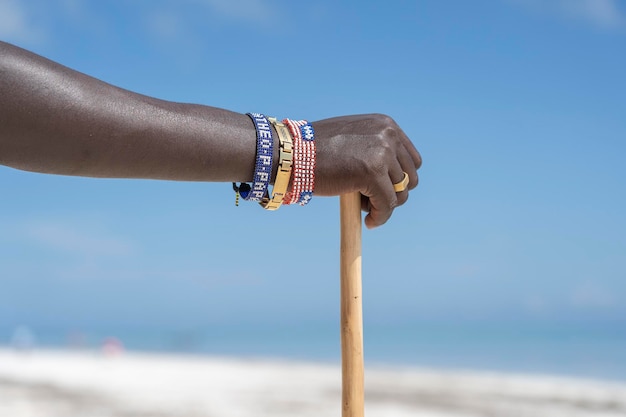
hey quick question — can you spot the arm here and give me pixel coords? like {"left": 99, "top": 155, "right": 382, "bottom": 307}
{"left": 0, "top": 41, "right": 421, "bottom": 227}
{"left": 0, "top": 41, "right": 257, "bottom": 182}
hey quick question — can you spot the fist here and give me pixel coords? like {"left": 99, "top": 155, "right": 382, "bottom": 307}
{"left": 312, "top": 114, "right": 422, "bottom": 228}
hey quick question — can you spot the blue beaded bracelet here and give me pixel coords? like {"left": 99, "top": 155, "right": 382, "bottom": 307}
{"left": 234, "top": 113, "right": 274, "bottom": 203}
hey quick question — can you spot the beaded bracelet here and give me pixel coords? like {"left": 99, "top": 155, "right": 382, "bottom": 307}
{"left": 284, "top": 119, "right": 316, "bottom": 206}
{"left": 233, "top": 113, "right": 274, "bottom": 204}
{"left": 260, "top": 118, "right": 294, "bottom": 210}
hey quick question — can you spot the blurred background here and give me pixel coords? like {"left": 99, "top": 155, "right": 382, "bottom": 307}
{"left": 1, "top": 0, "right": 625, "bottom": 381}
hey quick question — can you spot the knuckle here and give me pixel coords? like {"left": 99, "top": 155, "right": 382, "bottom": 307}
{"left": 375, "top": 114, "right": 400, "bottom": 141}
{"left": 415, "top": 150, "right": 423, "bottom": 169}
{"left": 376, "top": 139, "right": 396, "bottom": 162}
{"left": 372, "top": 113, "right": 396, "bottom": 128}
{"left": 378, "top": 140, "right": 395, "bottom": 160}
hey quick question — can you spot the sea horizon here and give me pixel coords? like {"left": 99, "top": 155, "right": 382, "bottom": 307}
{"left": 3, "top": 319, "right": 626, "bottom": 383}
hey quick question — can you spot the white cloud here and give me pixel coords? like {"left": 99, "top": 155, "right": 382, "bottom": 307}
{"left": 146, "top": 11, "right": 185, "bottom": 41}
{"left": 569, "top": 281, "right": 616, "bottom": 309}
{"left": 143, "top": 0, "right": 274, "bottom": 52}
{"left": 58, "top": 0, "right": 107, "bottom": 35}
{"left": 558, "top": 0, "right": 625, "bottom": 28}
{"left": 0, "top": 0, "right": 44, "bottom": 43}
{"left": 511, "top": 0, "right": 626, "bottom": 30}
{"left": 147, "top": 0, "right": 274, "bottom": 37}
{"left": 60, "top": 0, "right": 86, "bottom": 21}
{"left": 524, "top": 294, "right": 551, "bottom": 315}
{"left": 199, "top": 0, "right": 272, "bottom": 24}
{"left": 25, "top": 222, "right": 135, "bottom": 258}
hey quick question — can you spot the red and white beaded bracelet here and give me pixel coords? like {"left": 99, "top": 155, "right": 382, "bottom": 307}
{"left": 284, "top": 119, "right": 316, "bottom": 205}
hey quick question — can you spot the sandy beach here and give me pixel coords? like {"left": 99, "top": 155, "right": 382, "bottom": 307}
{"left": 1, "top": 348, "right": 626, "bottom": 417}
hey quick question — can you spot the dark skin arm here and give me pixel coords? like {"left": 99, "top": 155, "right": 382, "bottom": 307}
{"left": 0, "top": 41, "right": 421, "bottom": 228}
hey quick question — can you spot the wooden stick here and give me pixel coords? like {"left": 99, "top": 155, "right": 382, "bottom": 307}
{"left": 340, "top": 192, "right": 364, "bottom": 417}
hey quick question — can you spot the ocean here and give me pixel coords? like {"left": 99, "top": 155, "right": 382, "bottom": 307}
{"left": 3, "top": 320, "right": 626, "bottom": 382}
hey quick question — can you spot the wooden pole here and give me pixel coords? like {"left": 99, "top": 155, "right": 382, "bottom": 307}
{"left": 340, "top": 192, "right": 364, "bottom": 417}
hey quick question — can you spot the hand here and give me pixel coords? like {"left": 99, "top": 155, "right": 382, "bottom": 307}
{"left": 312, "top": 114, "right": 422, "bottom": 229}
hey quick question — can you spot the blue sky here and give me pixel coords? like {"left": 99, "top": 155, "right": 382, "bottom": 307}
{"left": 1, "top": 0, "right": 625, "bottom": 335}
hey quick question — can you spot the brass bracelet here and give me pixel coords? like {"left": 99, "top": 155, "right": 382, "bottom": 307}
{"left": 261, "top": 118, "right": 294, "bottom": 210}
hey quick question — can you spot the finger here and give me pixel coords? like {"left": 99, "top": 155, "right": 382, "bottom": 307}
{"left": 390, "top": 169, "right": 409, "bottom": 207}
{"left": 364, "top": 191, "right": 395, "bottom": 229}
{"left": 396, "top": 146, "right": 419, "bottom": 191}
{"left": 363, "top": 168, "right": 401, "bottom": 229}
{"left": 395, "top": 126, "right": 422, "bottom": 169}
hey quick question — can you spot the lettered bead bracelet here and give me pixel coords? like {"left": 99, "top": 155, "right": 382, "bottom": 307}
{"left": 284, "top": 119, "right": 316, "bottom": 206}
{"left": 233, "top": 113, "right": 274, "bottom": 203}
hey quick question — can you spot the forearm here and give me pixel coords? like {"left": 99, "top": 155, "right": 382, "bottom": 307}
{"left": 0, "top": 42, "right": 422, "bottom": 227}
{"left": 0, "top": 41, "right": 258, "bottom": 182}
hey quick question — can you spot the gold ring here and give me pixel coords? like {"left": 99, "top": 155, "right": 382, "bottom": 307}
{"left": 393, "top": 172, "right": 409, "bottom": 192}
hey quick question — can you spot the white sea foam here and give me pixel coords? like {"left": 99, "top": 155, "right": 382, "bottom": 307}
{"left": 1, "top": 348, "right": 626, "bottom": 417}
